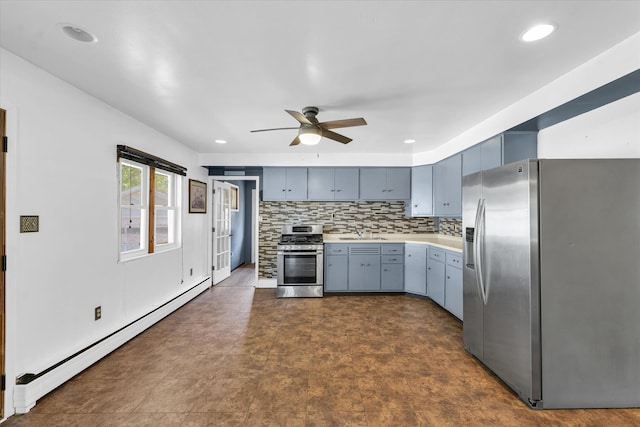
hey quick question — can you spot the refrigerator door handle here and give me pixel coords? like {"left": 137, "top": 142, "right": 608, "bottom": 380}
{"left": 478, "top": 199, "right": 488, "bottom": 303}
{"left": 475, "top": 198, "right": 487, "bottom": 304}
{"left": 473, "top": 198, "right": 486, "bottom": 304}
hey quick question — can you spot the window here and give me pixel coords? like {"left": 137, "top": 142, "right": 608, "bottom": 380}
{"left": 120, "top": 161, "right": 147, "bottom": 258}
{"left": 119, "top": 160, "right": 181, "bottom": 261}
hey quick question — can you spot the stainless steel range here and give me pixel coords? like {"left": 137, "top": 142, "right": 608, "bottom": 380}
{"left": 276, "top": 224, "right": 324, "bottom": 298}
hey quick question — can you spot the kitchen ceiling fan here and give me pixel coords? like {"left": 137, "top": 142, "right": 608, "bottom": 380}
{"left": 250, "top": 106, "right": 367, "bottom": 146}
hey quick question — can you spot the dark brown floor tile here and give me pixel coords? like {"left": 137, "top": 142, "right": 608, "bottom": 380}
{"left": 180, "top": 412, "right": 247, "bottom": 427}
{"left": 305, "top": 410, "right": 368, "bottom": 427}
{"left": 190, "top": 377, "right": 258, "bottom": 413}
{"left": 243, "top": 411, "right": 306, "bottom": 426}
{"left": 249, "top": 375, "right": 309, "bottom": 413}
{"left": 307, "top": 375, "right": 365, "bottom": 413}
{"left": 133, "top": 378, "right": 210, "bottom": 413}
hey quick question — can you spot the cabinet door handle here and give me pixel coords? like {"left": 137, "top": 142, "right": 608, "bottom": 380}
{"left": 428, "top": 267, "right": 431, "bottom": 270}
{"left": 331, "top": 189, "right": 335, "bottom": 192}
{"left": 336, "top": 189, "right": 342, "bottom": 192}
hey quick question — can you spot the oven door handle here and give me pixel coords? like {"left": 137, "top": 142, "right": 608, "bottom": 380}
{"left": 277, "top": 251, "right": 323, "bottom": 256}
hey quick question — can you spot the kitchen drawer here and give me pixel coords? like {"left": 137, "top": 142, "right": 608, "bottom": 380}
{"left": 429, "top": 247, "right": 446, "bottom": 262}
{"left": 325, "top": 244, "right": 348, "bottom": 255}
{"left": 382, "top": 255, "right": 403, "bottom": 264}
{"left": 382, "top": 244, "right": 404, "bottom": 255}
{"left": 446, "top": 252, "right": 462, "bottom": 268}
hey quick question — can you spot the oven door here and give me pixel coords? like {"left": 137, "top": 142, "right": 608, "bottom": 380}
{"left": 277, "top": 250, "right": 323, "bottom": 286}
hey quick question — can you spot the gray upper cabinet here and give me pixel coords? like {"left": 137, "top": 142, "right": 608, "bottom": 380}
{"left": 262, "top": 167, "right": 308, "bottom": 200}
{"left": 409, "top": 165, "right": 433, "bottom": 216}
{"left": 463, "top": 132, "right": 537, "bottom": 176}
{"left": 360, "top": 168, "right": 410, "bottom": 200}
{"left": 308, "top": 168, "right": 359, "bottom": 200}
{"left": 433, "top": 154, "right": 462, "bottom": 216}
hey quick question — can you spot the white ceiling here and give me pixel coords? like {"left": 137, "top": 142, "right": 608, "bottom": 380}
{"left": 1, "top": 1, "right": 639, "bottom": 158}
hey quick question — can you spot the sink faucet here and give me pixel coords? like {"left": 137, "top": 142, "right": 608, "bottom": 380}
{"left": 355, "top": 227, "right": 363, "bottom": 239}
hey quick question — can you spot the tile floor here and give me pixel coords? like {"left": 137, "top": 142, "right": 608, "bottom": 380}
{"left": 4, "top": 282, "right": 640, "bottom": 426}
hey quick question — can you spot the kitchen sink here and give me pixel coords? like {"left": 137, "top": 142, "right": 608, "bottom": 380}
{"left": 339, "top": 237, "right": 387, "bottom": 240}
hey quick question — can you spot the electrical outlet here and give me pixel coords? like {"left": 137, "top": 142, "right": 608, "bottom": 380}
{"left": 190, "top": 268, "right": 193, "bottom": 276}
{"left": 94, "top": 306, "right": 101, "bottom": 321}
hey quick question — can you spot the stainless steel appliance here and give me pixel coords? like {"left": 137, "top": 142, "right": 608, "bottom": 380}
{"left": 463, "top": 159, "right": 640, "bottom": 409}
{"left": 277, "top": 224, "right": 324, "bottom": 298}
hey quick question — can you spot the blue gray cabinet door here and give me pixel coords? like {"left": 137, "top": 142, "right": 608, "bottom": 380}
{"left": 262, "top": 167, "right": 308, "bottom": 200}
{"left": 434, "top": 154, "right": 461, "bottom": 216}
{"left": 410, "top": 165, "right": 433, "bottom": 216}
{"left": 285, "top": 168, "right": 308, "bottom": 200}
{"left": 307, "top": 168, "right": 335, "bottom": 200}
{"left": 262, "top": 167, "right": 287, "bottom": 200}
{"left": 325, "top": 255, "right": 349, "bottom": 291}
{"left": 481, "top": 135, "right": 502, "bottom": 171}
{"left": 348, "top": 254, "right": 381, "bottom": 291}
{"left": 381, "top": 263, "right": 404, "bottom": 291}
{"left": 445, "top": 264, "right": 463, "bottom": 320}
{"left": 404, "top": 243, "right": 427, "bottom": 295}
{"left": 334, "top": 168, "right": 359, "bottom": 200}
{"left": 462, "top": 144, "right": 482, "bottom": 176}
{"left": 359, "top": 168, "right": 387, "bottom": 199}
{"left": 385, "top": 168, "right": 411, "bottom": 199}
{"left": 427, "top": 255, "right": 445, "bottom": 306}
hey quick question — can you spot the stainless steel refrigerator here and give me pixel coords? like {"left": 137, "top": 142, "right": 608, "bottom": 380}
{"left": 462, "top": 159, "right": 640, "bottom": 409}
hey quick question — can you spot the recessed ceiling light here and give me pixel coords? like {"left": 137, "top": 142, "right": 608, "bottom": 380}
{"left": 60, "top": 24, "right": 98, "bottom": 43}
{"left": 215, "top": 139, "right": 227, "bottom": 144}
{"left": 521, "top": 24, "right": 556, "bottom": 42}
{"left": 404, "top": 139, "right": 416, "bottom": 144}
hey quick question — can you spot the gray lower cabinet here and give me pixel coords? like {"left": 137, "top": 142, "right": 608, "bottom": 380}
{"left": 404, "top": 243, "right": 427, "bottom": 295}
{"left": 324, "top": 244, "right": 349, "bottom": 292}
{"left": 381, "top": 244, "right": 404, "bottom": 291}
{"left": 348, "top": 252, "right": 381, "bottom": 291}
{"left": 445, "top": 253, "right": 463, "bottom": 320}
{"left": 427, "top": 246, "right": 463, "bottom": 320}
{"left": 427, "top": 247, "right": 446, "bottom": 306}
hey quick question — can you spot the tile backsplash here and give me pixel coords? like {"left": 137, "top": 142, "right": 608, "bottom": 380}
{"left": 438, "top": 217, "right": 463, "bottom": 237}
{"left": 259, "top": 201, "right": 439, "bottom": 278}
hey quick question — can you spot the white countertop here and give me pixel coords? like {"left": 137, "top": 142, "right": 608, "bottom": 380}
{"left": 323, "top": 233, "right": 463, "bottom": 253}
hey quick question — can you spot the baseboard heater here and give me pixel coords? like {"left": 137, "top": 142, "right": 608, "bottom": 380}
{"left": 13, "top": 277, "right": 211, "bottom": 414}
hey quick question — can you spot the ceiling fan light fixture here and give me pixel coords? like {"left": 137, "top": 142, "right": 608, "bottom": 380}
{"left": 404, "top": 139, "right": 416, "bottom": 144}
{"left": 299, "top": 127, "right": 322, "bottom": 145}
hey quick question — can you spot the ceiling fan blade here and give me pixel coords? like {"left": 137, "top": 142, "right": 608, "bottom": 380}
{"left": 290, "top": 135, "right": 301, "bottom": 146}
{"left": 285, "top": 110, "right": 312, "bottom": 125}
{"left": 322, "top": 129, "right": 352, "bottom": 144}
{"left": 251, "top": 127, "right": 299, "bottom": 133}
{"left": 318, "top": 117, "right": 367, "bottom": 129}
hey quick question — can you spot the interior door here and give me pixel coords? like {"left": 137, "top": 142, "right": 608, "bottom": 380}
{"left": 212, "top": 180, "right": 232, "bottom": 284}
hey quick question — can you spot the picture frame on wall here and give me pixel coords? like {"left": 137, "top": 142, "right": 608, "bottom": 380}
{"left": 188, "top": 179, "right": 207, "bottom": 213}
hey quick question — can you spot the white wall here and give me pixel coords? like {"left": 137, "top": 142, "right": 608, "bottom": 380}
{"left": 0, "top": 48, "right": 209, "bottom": 417}
{"left": 538, "top": 92, "right": 640, "bottom": 158}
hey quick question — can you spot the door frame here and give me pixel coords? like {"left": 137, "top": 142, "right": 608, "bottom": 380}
{"left": 208, "top": 175, "right": 260, "bottom": 286}
{"left": 0, "top": 108, "right": 7, "bottom": 419}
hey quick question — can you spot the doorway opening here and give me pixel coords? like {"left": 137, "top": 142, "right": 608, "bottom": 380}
{"left": 209, "top": 175, "right": 259, "bottom": 288}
